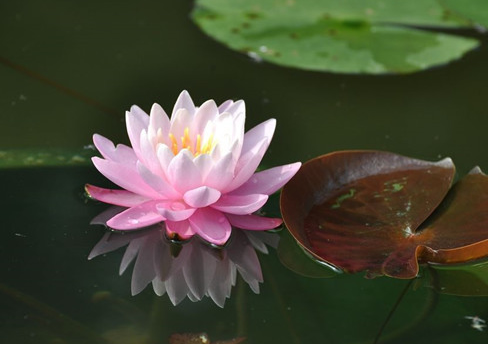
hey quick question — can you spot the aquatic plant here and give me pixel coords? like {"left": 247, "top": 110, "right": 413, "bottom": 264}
{"left": 86, "top": 91, "right": 300, "bottom": 245}
{"left": 281, "top": 150, "right": 488, "bottom": 279}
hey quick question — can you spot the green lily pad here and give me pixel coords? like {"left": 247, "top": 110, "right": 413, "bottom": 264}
{"left": 192, "top": 0, "right": 481, "bottom": 74}
{"left": 0, "top": 148, "right": 93, "bottom": 168}
{"left": 441, "top": 0, "right": 488, "bottom": 28}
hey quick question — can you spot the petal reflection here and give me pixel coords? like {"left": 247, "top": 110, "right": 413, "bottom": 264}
{"left": 89, "top": 208, "right": 279, "bottom": 308}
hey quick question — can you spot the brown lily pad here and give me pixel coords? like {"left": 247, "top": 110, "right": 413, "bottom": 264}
{"left": 280, "top": 150, "right": 488, "bottom": 279}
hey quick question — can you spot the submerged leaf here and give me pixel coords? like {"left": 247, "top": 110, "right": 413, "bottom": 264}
{"left": 280, "top": 150, "right": 488, "bottom": 279}
{"left": 0, "top": 148, "right": 93, "bottom": 168}
{"left": 192, "top": 0, "right": 480, "bottom": 74}
{"left": 426, "top": 259, "right": 488, "bottom": 296}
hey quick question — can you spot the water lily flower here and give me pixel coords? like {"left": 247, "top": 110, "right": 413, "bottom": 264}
{"left": 86, "top": 91, "right": 300, "bottom": 245}
{"left": 89, "top": 207, "right": 279, "bottom": 307}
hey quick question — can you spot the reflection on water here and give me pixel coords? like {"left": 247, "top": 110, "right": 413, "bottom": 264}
{"left": 89, "top": 207, "right": 279, "bottom": 308}
{"left": 2, "top": 0, "right": 488, "bottom": 340}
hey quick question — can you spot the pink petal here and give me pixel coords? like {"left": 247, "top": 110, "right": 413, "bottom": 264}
{"left": 218, "top": 99, "right": 234, "bottom": 112}
{"left": 148, "top": 103, "right": 170, "bottom": 138}
{"left": 229, "top": 112, "right": 245, "bottom": 157}
{"left": 129, "top": 104, "right": 150, "bottom": 126}
{"left": 156, "top": 144, "right": 175, "bottom": 178}
{"left": 137, "top": 161, "right": 180, "bottom": 199}
{"left": 166, "top": 220, "right": 196, "bottom": 240}
{"left": 212, "top": 112, "right": 238, "bottom": 142}
{"left": 107, "top": 201, "right": 165, "bottom": 230}
{"left": 226, "top": 214, "right": 283, "bottom": 230}
{"left": 172, "top": 90, "right": 196, "bottom": 117}
{"left": 90, "top": 206, "right": 126, "bottom": 225}
{"left": 193, "top": 99, "right": 219, "bottom": 134}
{"left": 170, "top": 108, "right": 193, "bottom": 139}
{"left": 156, "top": 202, "right": 196, "bottom": 221}
{"left": 85, "top": 184, "right": 150, "bottom": 207}
{"left": 92, "top": 157, "right": 160, "bottom": 199}
{"left": 230, "top": 162, "right": 302, "bottom": 196}
{"left": 204, "top": 152, "right": 236, "bottom": 190}
{"left": 126, "top": 105, "right": 149, "bottom": 159}
{"left": 188, "top": 208, "right": 231, "bottom": 245}
{"left": 183, "top": 186, "right": 221, "bottom": 208}
{"left": 222, "top": 139, "right": 268, "bottom": 193}
{"left": 223, "top": 99, "right": 245, "bottom": 117}
{"left": 193, "top": 153, "right": 214, "bottom": 183}
{"left": 209, "top": 113, "right": 244, "bottom": 161}
{"left": 212, "top": 194, "right": 268, "bottom": 215}
{"left": 241, "top": 118, "right": 275, "bottom": 155}
{"left": 93, "top": 134, "right": 137, "bottom": 164}
{"left": 139, "top": 130, "right": 164, "bottom": 175}
{"left": 167, "top": 150, "right": 202, "bottom": 193}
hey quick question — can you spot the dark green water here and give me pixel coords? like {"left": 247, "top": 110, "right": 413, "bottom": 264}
{"left": 1, "top": 1, "right": 487, "bottom": 343}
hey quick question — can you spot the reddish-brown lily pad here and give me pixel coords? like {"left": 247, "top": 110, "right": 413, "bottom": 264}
{"left": 280, "top": 150, "right": 488, "bottom": 279}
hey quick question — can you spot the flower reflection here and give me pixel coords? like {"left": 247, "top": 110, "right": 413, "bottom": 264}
{"left": 89, "top": 208, "right": 279, "bottom": 307}
{"left": 86, "top": 90, "right": 300, "bottom": 245}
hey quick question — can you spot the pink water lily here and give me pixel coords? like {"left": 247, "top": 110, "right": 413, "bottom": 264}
{"left": 86, "top": 90, "right": 300, "bottom": 245}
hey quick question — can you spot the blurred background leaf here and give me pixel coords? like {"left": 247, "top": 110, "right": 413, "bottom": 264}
{"left": 0, "top": 148, "right": 93, "bottom": 168}
{"left": 440, "top": 0, "right": 488, "bottom": 28}
{"left": 192, "top": 0, "right": 485, "bottom": 74}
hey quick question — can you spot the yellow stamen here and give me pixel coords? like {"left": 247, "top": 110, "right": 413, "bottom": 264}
{"left": 181, "top": 127, "right": 192, "bottom": 153}
{"left": 167, "top": 127, "right": 216, "bottom": 156}
{"left": 201, "top": 133, "right": 214, "bottom": 155}
{"left": 195, "top": 134, "right": 202, "bottom": 155}
{"left": 168, "top": 133, "right": 178, "bottom": 155}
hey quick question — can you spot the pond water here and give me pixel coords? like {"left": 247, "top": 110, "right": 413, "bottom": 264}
{"left": 1, "top": 1, "right": 487, "bottom": 343}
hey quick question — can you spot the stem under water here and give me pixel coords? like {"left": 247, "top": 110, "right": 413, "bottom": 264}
{"left": 372, "top": 277, "right": 439, "bottom": 344}
{"left": 0, "top": 55, "right": 118, "bottom": 117}
{"left": 235, "top": 277, "right": 247, "bottom": 337}
{"left": 373, "top": 279, "right": 414, "bottom": 344}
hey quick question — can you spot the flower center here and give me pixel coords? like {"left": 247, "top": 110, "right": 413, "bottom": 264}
{"left": 168, "top": 127, "right": 216, "bottom": 156}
